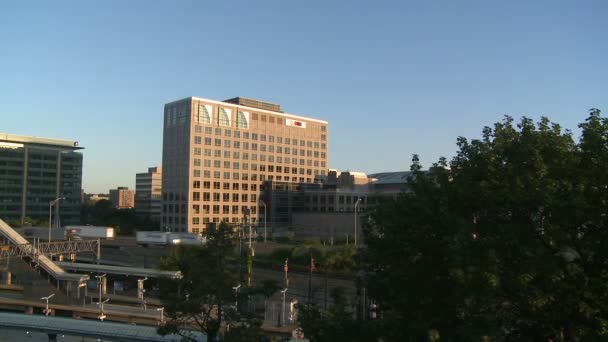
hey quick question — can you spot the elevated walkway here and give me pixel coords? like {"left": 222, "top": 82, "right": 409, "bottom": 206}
{"left": 0, "top": 219, "right": 88, "bottom": 283}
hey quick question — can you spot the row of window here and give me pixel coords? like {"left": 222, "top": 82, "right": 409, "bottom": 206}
{"left": 193, "top": 140, "right": 327, "bottom": 158}
{"left": 162, "top": 215, "right": 258, "bottom": 226}
{"left": 192, "top": 170, "right": 317, "bottom": 182}
{"left": 194, "top": 127, "right": 327, "bottom": 146}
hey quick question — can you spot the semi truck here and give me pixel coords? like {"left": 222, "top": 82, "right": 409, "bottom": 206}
{"left": 136, "top": 231, "right": 206, "bottom": 246}
{"left": 65, "top": 225, "right": 115, "bottom": 239}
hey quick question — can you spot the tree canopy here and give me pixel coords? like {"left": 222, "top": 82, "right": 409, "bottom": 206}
{"left": 364, "top": 110, "right": 608, "bottom": 341}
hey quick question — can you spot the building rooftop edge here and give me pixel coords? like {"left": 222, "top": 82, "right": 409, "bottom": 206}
{"left": 165, "top": 97, "right": 329, "bottom": 125}
{"left": 0, "top": 133, "right": 84, "bottom": 150}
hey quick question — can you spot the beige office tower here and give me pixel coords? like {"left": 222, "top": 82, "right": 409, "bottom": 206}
{"left": 161, "top": 97, "right": 328, "bottom": 233}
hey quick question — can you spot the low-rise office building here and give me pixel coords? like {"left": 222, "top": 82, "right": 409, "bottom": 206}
{"left": 0, "top": 133, "right": 83, "bottom": 225}
{"left": 109, "top": 187, "right": 135, "bottom": 209}
{"left": 135, "top": 166, "right": 162, "bottom": 224}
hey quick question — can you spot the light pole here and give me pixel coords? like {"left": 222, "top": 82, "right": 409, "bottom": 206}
{"left": 138, "top": 277, "right": 148, "bottom": 311}
{"left": 48, "top": 197, "right": 65, "bottom": 243}
{"left": 232, "top": 284, "right": 241, "bottom": 310}
{"left": 259, "top": 200, "right": 267, "bottom": 242}
{"left": 97, "top": 298, "right": 109, "bottom": 321}
{"left": 156, "top": 307, "right": 165, "bottom": 325}
{"left": 354, "top": 198, "right": 362, "bottom": 247}
{"left": 95, "top": 274, "right": 106, "bottom": 307}
{"left": 280, "top": 288, "right": 288, "bottom": 326}
{"left": 41, "top": 293, "right": 55, "bottom": 316}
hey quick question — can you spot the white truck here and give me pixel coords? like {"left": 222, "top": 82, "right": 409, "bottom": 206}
{"left": 169, "top": 232, "right": 206, "bottom": 245}
{"left": 136, "top": 231, "right": 206, "bottom": 246}
{"left": 65, "top": 225, "right": 115, "bottom": 239}
{"left": 136, "top": 231, "right": 170, "bottom": 246}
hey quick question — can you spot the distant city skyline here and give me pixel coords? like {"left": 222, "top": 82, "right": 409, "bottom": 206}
{"left": 1, "top": 1, "right": 606, "bottom": 193}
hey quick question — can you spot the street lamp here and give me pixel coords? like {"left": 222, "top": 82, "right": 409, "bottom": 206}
{"left": 138, "top": 277, "right": 148, "bottom": 311}
{"left": 259, "top": 200, "right": 267, "bottom": 242}
{"left": 95, "top": 274, "right": 106, "bottom": 307}
{"left": 232, "top": 284, "right": 241, "bottom": 310}
{"left": 280, "top": 288, "right": 288, "bottom": 326}
{"left": 156, "top": 307, "right": 165, "bottom": 325}
{"left": 354, "top": 198, "right": 362, "bottom": 246}
{"left": 49, "top": 197, "right": 65, "bottom": 243}
{"left": 41, "top": 293, "right": 55, "bottom": 316}
{"left": 97, "top": 298, "right": 110, "bottom": 321}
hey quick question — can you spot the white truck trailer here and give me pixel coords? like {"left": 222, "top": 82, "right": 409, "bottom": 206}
{"left": 65, "top": 225, "right": 115, "bottom": 239}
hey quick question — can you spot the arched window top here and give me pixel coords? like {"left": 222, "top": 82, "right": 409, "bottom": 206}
{"left": 237, "top": 111, "right": 249, "bottom": 129}
{"left": 198, "top": 104, "right": 211, "bottom": 124}
{"left": 219, "top": 108, "right": 231, "bottom": 127}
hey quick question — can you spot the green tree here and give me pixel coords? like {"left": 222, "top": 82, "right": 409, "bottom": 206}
{"left": 364, "top": 110, "right": 608, "bottom": 340}
{"left": 298, "top": 287, "right": 376, "bottom": 342}
{"left": 158, "top": 223, "right": 253, "bottom": 341}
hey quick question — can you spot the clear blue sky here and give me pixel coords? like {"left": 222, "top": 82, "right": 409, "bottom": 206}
{"left": 1, "top": 1, "right": 606, "bottom": 193}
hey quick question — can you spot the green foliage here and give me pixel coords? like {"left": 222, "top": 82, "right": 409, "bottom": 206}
{"left": 364, "top": 110, "right": 608, "bottom": 340}
{"left": 298, "top": 287, "right": 376, "bottom": 342}
{"left": 80, "top": 199, "right": 155, "bottom": 235}
{"left": 158, "top": 223, "right": 262, "bottom": 341}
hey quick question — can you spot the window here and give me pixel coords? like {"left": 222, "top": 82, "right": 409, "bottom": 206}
{"left": 213, "top": 182, "right": 220, "bottom": 189}
{"left": 193, "top": 192, "right": 200, "bottom": 201}
{"left": 193, "top": 181, "right": 200, "bottom": 188}
{"left": 204, "top": 159, "right": 211, "bottom": 167}
{"left": 219, "top": 108, "right": 231, "bottom": 127}
{"left": 213, "top": 193, "right": 220, "bottom": 201}
{"left": 194, "top": 148, "right": 201, "bottom": 155}
{"left": 194, "top": 136, "right": 202, "bottom": 144}
{"left": 205, "top": 126, "right": 212, "bottom": 134}
{"left": 203, "top": 192, "right": 210, "bottom": 201}
{"left": 224, "top": 129, "right": 231, "bottom": 137}
{"left": 224, "top": 140, "right": 231, "bottom": 147}
{"left": 237, "top": 111, "right": 249, "bottom": 128}
{"left": 194, "top": 158, "right": 201, "bottom": 166}
{"left": 203, "top": 181, "right": 210, "bottom": 189}
{"left": 198, "top": 104, "right": 212, "bottom": 124}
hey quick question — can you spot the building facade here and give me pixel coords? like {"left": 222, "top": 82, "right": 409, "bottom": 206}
{"left": 109, "top": 187, "right": 135, "bottom": 209}
{"left": 161, "top": 97, "right": 328, "bottom": 233}
{"left": 135, "top": 166, "right": 162, "bottom": 223}
{"left": 0, "top": 133, "right": 83, "bottom": 225}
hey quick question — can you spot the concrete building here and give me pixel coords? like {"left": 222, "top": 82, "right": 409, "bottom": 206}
{"left": 263, "top": 170, "right": 413, "bottom": 240}
{"left": 109, "top": 187, "right": 135, "bottom": 209}
{"left": 161, "top": 96, "right": 328, "bottom": 233}
{"left": 135, "top": 166, "right": 162, "bottom": 223}
{"left": 0, "top": 133, "right": 83, "bottom": 225}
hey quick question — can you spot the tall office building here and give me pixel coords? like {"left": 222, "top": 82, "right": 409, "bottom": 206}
{"left": 161, "top": 97, "right": 328, "bottom": 233}
{"left": 135, "top": 166, "right": 162, "bottom": 223}
{"left": 109, "top": 187, "right": 135, "bottom": 209}
{"left": 0, "top": 133, "right": 83, "bottom": 225}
